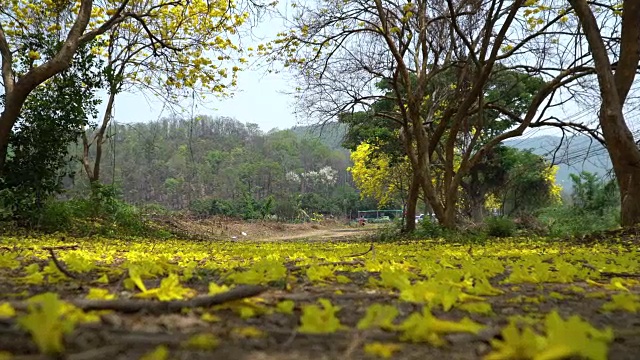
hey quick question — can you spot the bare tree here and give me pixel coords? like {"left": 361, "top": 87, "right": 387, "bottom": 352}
{"left": 271, "top": 0, "right": 593, "bottom": 229}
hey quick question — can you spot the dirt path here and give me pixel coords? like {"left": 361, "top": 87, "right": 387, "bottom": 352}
{"left": 260, "top": 226, "right": 380, "bottom": 241}
{"left": 156, "top": 215, "right": 384, "bottom": 242}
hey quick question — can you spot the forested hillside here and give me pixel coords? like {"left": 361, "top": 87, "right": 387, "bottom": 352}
{"left": 66, "top": 117, "right": 613, "bottom": 220}
{"left": 67, "top": 116, "right": 370, "bottom": 219}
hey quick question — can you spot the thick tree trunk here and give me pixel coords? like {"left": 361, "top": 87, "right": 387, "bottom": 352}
{"left": 0, "top": 91, "right": 30, "bottom": 176}
{"left": 469, "top": 195, "right": 484, "bottom": 222}
{"left": 600, "top": 109, "right": 640, "bottom": 227}
{"left": 570, "top": 0, "right": 640, "bottom": 227}
{"left": 0, "top": 115, "right": 13, "bottom": 176}
{"left": 440, "top": 190, "right": 458, "bottom": 229}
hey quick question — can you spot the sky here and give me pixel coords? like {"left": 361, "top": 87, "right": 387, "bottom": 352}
{"left": 99, "top": 2, "right": 302, "bottom": 133}
{"left": 103, "top": 68, "right": 298, "bottom": 132}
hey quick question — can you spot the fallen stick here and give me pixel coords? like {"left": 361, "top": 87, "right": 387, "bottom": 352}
{"left": 42, "top": 245, "right": 79, "bottom": 251}
{"left": 599, "top": 271, "right": 640, "bottom": 278}
{"left": 12, "top": 285, "right": 267, "bottom": 314}
{"left": 265, "top": 291, "right": 397, "bottom": 302}
{"left": 0, "top": 244, "right": 79, "bottom": 253}
{"left": 47, "top": 248, "right": 81, "bottom": 280}
{"left": 67, "top": 345, "right": 124, "bottom": 360}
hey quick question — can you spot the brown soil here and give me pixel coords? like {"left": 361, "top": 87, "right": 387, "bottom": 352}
{"left": 155, "top": 215, "right": 381, "bottom": 242}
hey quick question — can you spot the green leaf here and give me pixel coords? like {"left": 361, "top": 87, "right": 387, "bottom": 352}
{"left": 399, "top": 308, "right": 484, "bottom": 346}
{"left": 542, "top": 311, "right": 613, "bottom": 360}
{"left": 458, "top": 301, "right": 493, "bottom": 315}
{"left": 363, "top": 342, "right": 402, "bottom": 358}
{"left": 140, "top": 345, "right": 169, "bottom": 360}
{"left": 484, "top": 322, "right": 542, "bottom": 360}
{"left": 182, "top": 333, "right": 219, "bottom": 350}
{"left": 0, "top": 303, "right": 16, "bottom": 318}
{"left": 276, "top": 300, "right": 295, "bottom": 314}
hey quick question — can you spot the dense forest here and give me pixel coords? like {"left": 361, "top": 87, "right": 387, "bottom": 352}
{"left": 20, "top": 112, "right": 606, "bottom": 240}
{"left": 65, "top": 116, "right": 366, "bottom": 220}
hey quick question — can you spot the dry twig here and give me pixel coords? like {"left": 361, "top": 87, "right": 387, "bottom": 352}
{"left": 343, "top": 244, "right": 374, "bottom": 258}
{"left": 47, "top": 248, "right": 81, "bottom": 280}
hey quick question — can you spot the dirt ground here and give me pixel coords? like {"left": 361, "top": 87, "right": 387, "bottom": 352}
{"left": 156, "top": 215, "right": 382, "bottom": 241}
{"left": 0, "top": 222, "right": 639, "bottom": 360}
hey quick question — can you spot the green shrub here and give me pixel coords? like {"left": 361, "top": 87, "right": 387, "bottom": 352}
{"left": 415, "top": 218, "right": 446, "bottom": 238}
{"left": 485, "top": 216, "right": 516, "bottom": 238}
{"left": 140, "top": 203, "right": 170, "bottom": 216}
{"left": 537, "top": 205, "right": 619, "bottom": 238}
{"left": 36, "top": 199, "right": 75, "bottom": 231}
{"left": 536, "top": 171, "right": 621, "bottom": 238}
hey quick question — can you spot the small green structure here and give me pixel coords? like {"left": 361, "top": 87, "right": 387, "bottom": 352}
{"left": 357, "top": 209, "right": 403, "bottom": 222}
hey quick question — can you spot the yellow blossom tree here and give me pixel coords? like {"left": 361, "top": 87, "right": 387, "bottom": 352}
{"left": 349, "top": 142, "right": 411, "bottom": 208}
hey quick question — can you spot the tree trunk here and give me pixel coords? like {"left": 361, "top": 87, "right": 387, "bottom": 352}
{"left": 440, "top": 190, "right": 458, "bottom": 229}
{"left": 469, "top": 196, "right": 484, "bottom": 223}
{"left": 569, "top": 0, "right": 640, "bottom": 227}
{"left": 0, "top": 116, "right": 13, "bottom": 176}
{"left": 404, "top": 172, "right": 420, "bottom": 232}
{"left": 83, "top": 90, "right": 116, "bottom": 184}
{"left": 0, "top": 91, "right": 31, "bottom": 176}
{"left": 600, "top": 109, "right": 640, "bottom": 226}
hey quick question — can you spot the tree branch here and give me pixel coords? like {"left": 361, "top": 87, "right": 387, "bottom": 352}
{"left": 0, "top": 22, "right": 14, "bottom": 93}
{"left": 11, "top": 285, "right": 267, "bottom": 314}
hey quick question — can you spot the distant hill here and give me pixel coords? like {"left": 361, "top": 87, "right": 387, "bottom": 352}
{"left": 290, "top": 122, "right": 348, "bottom": 151}
{"left": 504, "top": 135, "right": 612, "bottom": 192}
{"left": 288, "top": 123, "right": 612, "bottom": 193}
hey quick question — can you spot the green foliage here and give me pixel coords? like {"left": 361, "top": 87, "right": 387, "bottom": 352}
{"left": 491, "top": 146, "right": 561, "bottom": 217}
{"left": 570, "top": 172, "right": 619, "bottom": 215}
{"left": 538, "top": 172, "right": 620, "bottom": 237}
{"left": 538, "top": 205, "right": 619, "bottom": 238}
{"left": 298, "top": 298, "right": 344, "bottom": 334}
{"left": 24, "top": 184, "right": 166, "bottom": 238}
{"left": 415, "top": 218, "right": 447, "bottom": 239}
{"left": 486, "top": 311, "right": 613, "bottom": 360}
{"left": 190, "top": 193, "right": 276, "bottom": 220}
{"left": 485, "top": 216, "right": 517, "bottom": 238}
{"left": 67, "top": 119, "right": 359, "bottom": 221}
{"left": 0, "top": 38, "right": 104, "bottom": 224}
